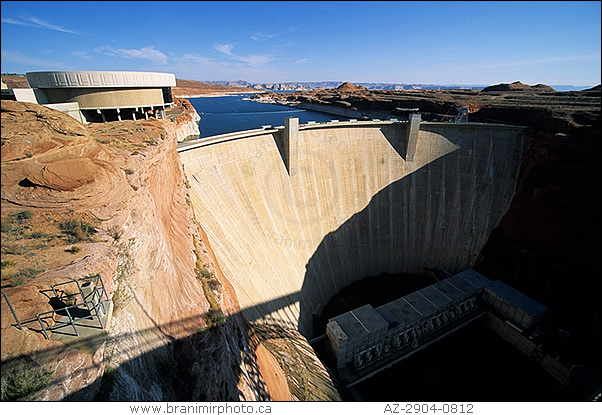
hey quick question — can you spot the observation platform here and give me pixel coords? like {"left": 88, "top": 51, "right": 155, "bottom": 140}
{"left": 50, "top": 299, "right": 113, "bottom": 354}
{"left": 2, "top": 274, "right": 114, "bottom": 355}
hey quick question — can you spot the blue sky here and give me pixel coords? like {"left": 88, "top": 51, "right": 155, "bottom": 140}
{"left": 1, "top": 1, "right": 600, "bottom": 86}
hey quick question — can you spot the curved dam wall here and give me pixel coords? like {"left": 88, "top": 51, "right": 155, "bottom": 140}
{"left": 178, "top": 120, "right": 524, "bottom": 337}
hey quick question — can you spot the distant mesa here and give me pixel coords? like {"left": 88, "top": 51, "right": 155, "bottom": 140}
{"left": 481, "top": 81, "right": 555, "bottom": 92}
{"left": 173, "top": 78, "right": 258, "bottom": 96}
{"left": 336, "top": 82, "right": 369, "bottom": 92}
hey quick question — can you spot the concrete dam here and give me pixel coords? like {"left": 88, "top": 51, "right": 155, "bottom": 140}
{"left": 178, "top": 117, "right": 524, "bottom": 338}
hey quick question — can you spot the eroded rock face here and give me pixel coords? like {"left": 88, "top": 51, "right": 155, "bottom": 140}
{"left": 481, "top": 81, "right": 555, "bottom": 92}
{"left": 1, "top": 101, "right": 89, "bottom": 162}
{"left": 335, "top": 82, "right": 368, "bottom": 93}
{"left": 1, "top": 100, "right": 291, "bottom": 401}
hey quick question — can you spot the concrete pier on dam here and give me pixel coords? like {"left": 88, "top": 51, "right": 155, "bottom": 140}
{"left": 177, "top": 117, "right": 524, "bottom": 338}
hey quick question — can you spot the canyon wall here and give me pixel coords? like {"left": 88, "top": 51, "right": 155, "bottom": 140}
{"left": 1, "top": 100, "right": 289, "bottom": 401}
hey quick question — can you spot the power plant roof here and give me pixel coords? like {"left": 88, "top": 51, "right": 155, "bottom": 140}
{"left": 26, "top": 71, "right": 176, "bottom": 89}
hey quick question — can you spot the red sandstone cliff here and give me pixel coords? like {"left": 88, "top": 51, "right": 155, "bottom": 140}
{"left": 0, "top": 100, "right": 289, "bottom": 401}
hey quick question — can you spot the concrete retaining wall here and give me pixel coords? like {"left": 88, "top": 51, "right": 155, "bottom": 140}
{"left": 179, "top": 120, "right": 524, "bottom": 336}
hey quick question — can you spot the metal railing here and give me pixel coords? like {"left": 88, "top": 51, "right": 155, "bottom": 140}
{"left": 2, "top": 273, "right": 110, "bottom": 340}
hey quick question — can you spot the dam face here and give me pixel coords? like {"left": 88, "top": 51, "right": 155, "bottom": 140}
{"left": 178, "top": 119, "right": 524, "bottom": 337}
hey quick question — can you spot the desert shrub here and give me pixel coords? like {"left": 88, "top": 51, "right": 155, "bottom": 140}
{"left": 1, "top": 220, "right": 13, "bottom": 233}
{"left": 5, "top": 267, "right": 43, "bottom": 286}
{"left": 28, "top": 231, "right": 46, "bottom": 239}
{"left": 109, "top": 226, "right": 121, "bottom": 241}
{"left": 10, "top": 211, "right": 33, "bottom": 222}
{"left": 1, "top": 211, "right": 33, "bottom": 237}
{"left": 198, "top": 266, "right": 213, "bottom": 280}
{"left": 0, "top": 358, "right": 52, "bottom": 401}
{"left": 30, "top": 241, "right": 49, "bottom": 251}
{"left": 1, "top": 243, "right": 28, "bottom": 256}
{"left": 195, "top": 258, "right": 225, "bottom": 329}
{"left": 111, "top": 238, "right": 136, "bottom": 311}
{"left": 65, "top": 246, "right": 81, "bottom": 254}
{"left": 1, "top": 260, "right": 15, "bottom": 269}
{"left": 205, "top": 309, "right": 226, "bottom": 328}
{"left": 60, "top": 220, "right": 97, "bottom": 243}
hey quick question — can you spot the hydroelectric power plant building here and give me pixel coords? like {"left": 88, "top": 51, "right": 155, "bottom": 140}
{"left": 326, "top": 268, "right": 549, "bottom": 386}
{"left": 3, "top": 70, "right": 176, "bottom": 123}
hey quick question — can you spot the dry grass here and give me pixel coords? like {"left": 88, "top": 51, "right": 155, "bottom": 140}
{"left": 193, "top": 237, "right": 226, "bottom": 329}
{"left": 0, "top": 209, "right": 101, "bottom": 288}
{"left": 89, "top": 120, "right": 165, "bottom": 153}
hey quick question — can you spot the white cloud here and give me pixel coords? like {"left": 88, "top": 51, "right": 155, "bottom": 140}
{"left": 251, "top": 31, "right": 275, "bottom": 41}
{"left": 0, "top": 50, "right": 67, "bottom": 69}
{"left": 177, "top": 53, "right": 218, "bottom": 66}
{"left": 213, "top": 43, "right": 272, "bottom": 67}
{"left": 294, "top": 58, "right": 310, "bottom": 65}
{"left": 72, "top": 51, "right": 92, "bottom": 60}
{"left": 214, "top": 44, "right": 235, "bottom": 56}
{"left": 98, "top": 46, "right": 168, "bottom": 65}
{"left": 239, "top": 54, "right": 272, "bottom": 66}
{"left": 1, "top": 17, "right": 24, "bottom": 25}
{"left": 1, "top": 15, "right": 78, "bottom": 34}
{"left": 166, "top": 51, "right": 285, "bottom": 83}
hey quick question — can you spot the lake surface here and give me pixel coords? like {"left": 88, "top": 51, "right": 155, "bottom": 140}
{"left": 187, "top": 93, "right": 348, "bottom": 137}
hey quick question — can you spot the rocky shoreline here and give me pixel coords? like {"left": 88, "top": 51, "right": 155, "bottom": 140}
{"left": 250, "top": 81, "right": 601, "bottom": 129}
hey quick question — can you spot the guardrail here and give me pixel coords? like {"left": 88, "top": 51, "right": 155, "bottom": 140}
{"left": 2, "top": 273, "right": 109, "bottom": 340}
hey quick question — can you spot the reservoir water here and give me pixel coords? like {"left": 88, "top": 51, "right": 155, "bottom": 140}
{"left": 187, "top": 93, "right": 348, "bottom": 137}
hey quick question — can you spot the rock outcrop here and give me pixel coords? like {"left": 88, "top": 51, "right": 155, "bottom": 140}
{"left": 1, "top": 99, "right": 290, "bottom": 401}
{"left": 481, "top": 81, "right": 555, "bottom": 92}
{"left": 335, "top": 82, "right": 368, "bottom": 93}
{"left": 169, "top": 98, "right": 201, "bottom": 141}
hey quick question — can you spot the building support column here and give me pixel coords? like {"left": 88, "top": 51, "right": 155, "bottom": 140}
{"left": 97, "top": 109, "right": 106, "bottom": 123}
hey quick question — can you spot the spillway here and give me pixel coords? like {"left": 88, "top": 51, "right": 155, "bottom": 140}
{"left": 178, "top": 119, "right": 524, "bottom": 337}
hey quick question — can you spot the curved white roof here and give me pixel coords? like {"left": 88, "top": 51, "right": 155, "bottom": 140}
{"left": 26, "top": 71, "right": 176, "bottom": 88}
